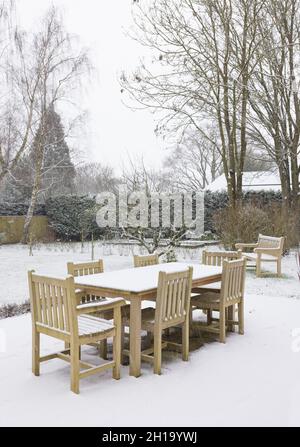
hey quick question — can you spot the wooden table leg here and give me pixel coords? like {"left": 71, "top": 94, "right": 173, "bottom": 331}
{"left": 129, "top": 297, "right": 142, "bottom": 377}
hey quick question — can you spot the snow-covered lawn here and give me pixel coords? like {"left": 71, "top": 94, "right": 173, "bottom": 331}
{"left": 0, "top": 243, "right": 300, "bottom": 426}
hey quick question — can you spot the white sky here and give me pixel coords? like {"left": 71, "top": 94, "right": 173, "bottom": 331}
{"left": 16, "top": 0, "right": 165, "bottom": 172}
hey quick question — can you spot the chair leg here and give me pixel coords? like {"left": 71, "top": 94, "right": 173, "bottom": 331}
{"left": 100, "top": 340, "right": 108, "bottom": 360}
{"left": 256, "top": 255, "right": 261, "bottom": 277}
{"left": 189, "top": 306, "right": 193, "bottom": 324}
{"left": 219, "top": 307, "right": 226, "bottom": 343}
{"left": 113, "top": 309, "right": 121, "bottom": 380}
{"left": 207, "top": 309, "right": 212, "bottom": 325}
{"left": 277, "top": 259, "right": 282, "bottom": 277}
{"left": 121, "top": 323, "right": 126, "bottom": 365}
{"left": 70, "top": 341, "right": 80, "bottom": 394}
{"left": 238, "top": 301, "right": 244, "bottom": 335}
{"left": 227, "top": 305, "right": 234, "bottom": 332}
{"left": 32, "top": 329, "right": 40, "bottom": 376}
{"left": 153, "top": 331, "right": 162, "bottom": 375}
{"left": 182, "top": 320, "right": 189, "bottom": 361}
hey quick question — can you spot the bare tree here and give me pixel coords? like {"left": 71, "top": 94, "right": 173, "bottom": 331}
{"left": 164, "top": 127, "right": 222, "bottom": 190}
{"left": 121, "top": 155, "right": 172, "bottom": 194}
{"left": 0, "top": 1, "right": 45, "bottom": 186}
{"left": 120, "top": 155, "right": 190, "bottom": 255}
{"left": 121, "top": 0, "right": 266, "bottom": 211}
{"left": 20, "top": 7, "right": 90, "bottom": 243}
{"left": 75, "top": 162, "right": 119, "bottom": 195}
{"left": 248, "top": 0, "right": 300, "bottom": 232}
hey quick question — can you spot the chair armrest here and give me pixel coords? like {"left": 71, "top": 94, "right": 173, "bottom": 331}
{"left": 235, "top": 243, "right": 258, "bottom": 250}
{"left": 77, "top": 298, "right": 126, "bottom": 315}
{"left": 254, "top": 248, "right": 281, "bottom": 256}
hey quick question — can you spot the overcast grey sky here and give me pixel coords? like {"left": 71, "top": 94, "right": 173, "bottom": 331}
{"left": 17, "top": 0, "right": 165, "bottom": 171}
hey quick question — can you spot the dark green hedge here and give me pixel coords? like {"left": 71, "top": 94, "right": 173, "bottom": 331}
{"left": 0, "top": 191, "right": 283, "bottom": 240}
{"left": 0, "top": 203, "right": 45, "bottom": 216}
{"left": 45, "top": 196, "right": 104, "bottom": 241}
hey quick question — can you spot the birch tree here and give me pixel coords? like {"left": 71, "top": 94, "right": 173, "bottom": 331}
{"left": 20, "top": 7, "right": 90, "bottom": 243}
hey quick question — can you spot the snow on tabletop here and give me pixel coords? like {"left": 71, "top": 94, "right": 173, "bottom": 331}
{"left": 74, "top": 262, "right": 222, "bottom": 293}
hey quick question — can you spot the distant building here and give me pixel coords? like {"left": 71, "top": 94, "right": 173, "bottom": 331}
{"left": 206, "top": 171, "right": 281, "bottom": 192}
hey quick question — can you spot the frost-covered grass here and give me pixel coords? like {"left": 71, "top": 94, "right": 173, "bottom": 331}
{"left": 0, "top": 242, "right": 300, "bottom": 426}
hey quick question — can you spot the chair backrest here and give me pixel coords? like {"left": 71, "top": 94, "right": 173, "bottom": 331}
{"left": 67, "top": 260, "right": 104, "bottom": 277}
{"left": 202, "top": 250, "right": 242, "bottom": 266}
{"left": 220, "top": 259, "right": 247, "bottom": 306}
{"left": 257, "top": 234, "right": 285, "bottom": 253}
{"left": 155, "top": 267, "right": 193, "bottom": 326}
{"left": 134, "top": 254, "right": 159, "bottom": 268}
{"left": 28, "top": 271, "right": 76, "bottom": 334}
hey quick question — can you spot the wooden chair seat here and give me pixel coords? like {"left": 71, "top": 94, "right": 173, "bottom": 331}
{"left": 242, "top": 252, "right": 278, "bottom": 262}
{"left": 77, "top": 315, "right": 115, "bottom": 337}
{"left": 192, "top": 282, "right": 221, "bottom": 294}
{"left": 192, "top": 292, "right": 222, "bottom": 309}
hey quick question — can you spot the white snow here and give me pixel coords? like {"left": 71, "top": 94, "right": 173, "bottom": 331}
{"left": 0, "top": 242, "right": 300, "bottom": 426}
{"left": 207, "top": 171, "right": 281, "bottom": 192}
{"left": 74, "top": 262, "right": 222, "bottom": 293}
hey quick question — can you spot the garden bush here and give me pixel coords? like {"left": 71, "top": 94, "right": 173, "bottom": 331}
{"left": 214, "top": 202, "right": 298, "bottom": 251}
{"left": 45, "top": 195, "right": 105, "bottom": 241}
{"left": 214, "top": 205, "right": 271, "bottom": 249}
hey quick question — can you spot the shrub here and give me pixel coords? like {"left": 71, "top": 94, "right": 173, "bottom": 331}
{"left": 0, "top": 301, "right": 30, "bottom": 320}
{"left": 0, "top": 203, "right": 45, "bottom": 216}
{"left": 214, "top": 205, "right": 272, "bottom": 249}
{"left": 45, "top": 195, "right": 104, "bottom": 241}
{"left": 204, "top": 190, "right": 282, "bottom": 232}
{"left": 213, "top": 203, "right": 298, "bottom": 251}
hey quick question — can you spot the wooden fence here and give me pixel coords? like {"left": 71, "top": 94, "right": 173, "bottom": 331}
{"left": 0, "top": 216, "right": 55, "bottom": 244}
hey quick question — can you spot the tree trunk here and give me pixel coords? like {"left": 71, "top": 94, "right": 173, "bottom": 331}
{"left": 21, "top": 171, "right": 41, "bottom": 244}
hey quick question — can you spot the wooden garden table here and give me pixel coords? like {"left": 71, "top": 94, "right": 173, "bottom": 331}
{"left": 74, "top": 262, "right": 222, "bottom": 377}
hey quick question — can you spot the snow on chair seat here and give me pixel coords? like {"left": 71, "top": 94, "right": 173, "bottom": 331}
{"left": 77, "top": 314, "right": 114, "bottom": 337}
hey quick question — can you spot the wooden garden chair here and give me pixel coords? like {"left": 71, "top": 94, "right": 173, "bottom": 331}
{"left": 28, "top": 271, "right": 125, "bottom": 394}
{"left": 67, "top": 260, "right": 108, "bottom": 358}
{"left": 132, "top": 253, "right": 160, "bottom": 341}
{"left": 67, "top": 259, "right": 104, "bottom": 304}
{"left": 191, "top": 258, "right": 246, "bottom": 343}
{"left": 67, "top": 259, "right": 129, "bottom": 360}
{"left": 236, "top": 234, "right": 285, "bottom": 277}
{"left": 191, "top": 249, "right": 242, "bottom": 326}
{"left": 192, "top": 249, "right": 242, "bottom": 294}
{"left": 133, "top": 254, "right": 159, "bottom": 268}
{"left": 122, "top": 267, "right": 193, "bottom": 374}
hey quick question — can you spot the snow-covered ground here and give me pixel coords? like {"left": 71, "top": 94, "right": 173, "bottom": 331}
{"left": 0, "top": 242, "right": 300, "bottom": 426}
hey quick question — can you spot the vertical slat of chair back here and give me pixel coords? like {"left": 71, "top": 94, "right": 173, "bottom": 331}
{"left": 202, "top": 250, "right": 242, "bottom": 267}
{"left": 134, "top": 254, "right": 159, "bottom": 268}
{"left": 156, "top": 267, "right": 193, "bottom": 325}
{"left": 220, "top": 259, "right": 246, "bottom": 306}
{"left": 67, "top": 260, "right": 104, "bottom": 277}
{"left": 28, "top": 271, "right": 76, "bottom": 334}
